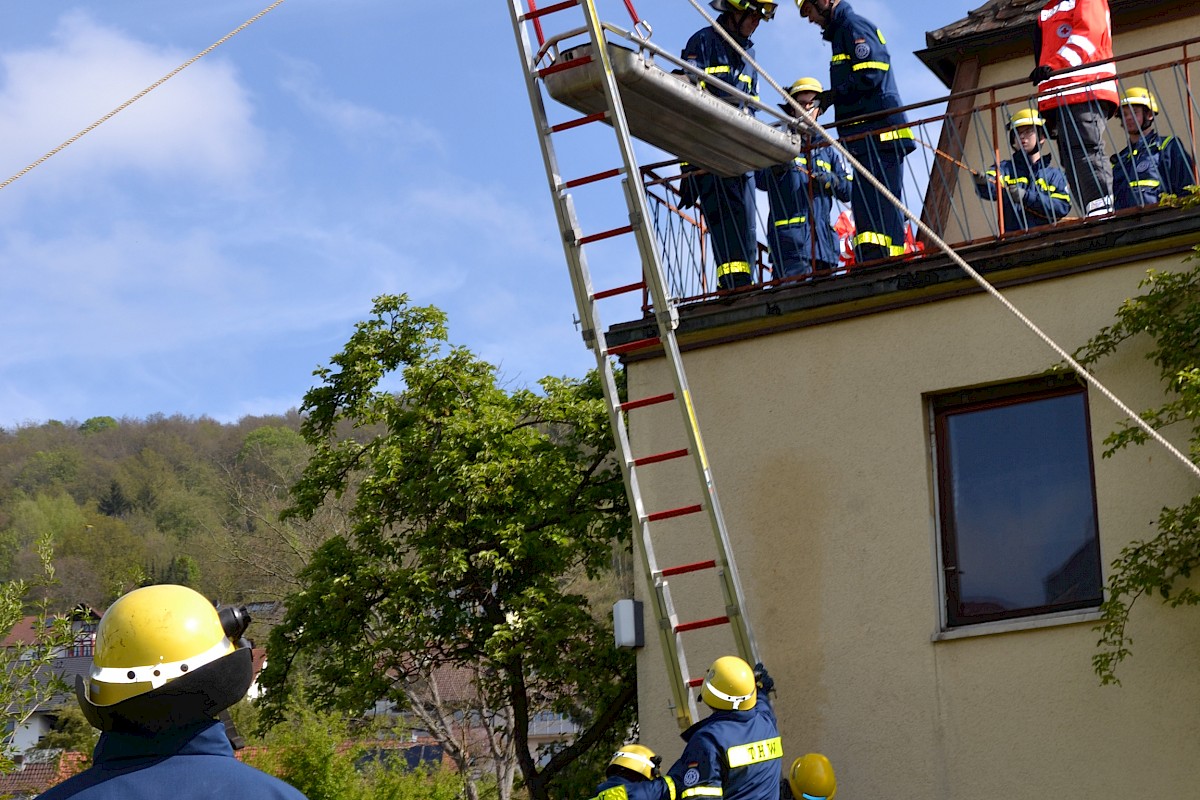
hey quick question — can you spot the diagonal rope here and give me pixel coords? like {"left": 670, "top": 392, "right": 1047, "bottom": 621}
{"left": 0, "top": 0, "right": 288, "bottom": 192}
{"left": 682, "top": 0, "right": 1200, "bottom": 481}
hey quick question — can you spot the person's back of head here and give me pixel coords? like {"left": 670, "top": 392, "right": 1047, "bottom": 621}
{"left": 606, "top": 744, "right": 662, "bottom": 783}
{"left": 77, "top": 584, "right": 254, "bottom": 735}
{"left": 700, "top": 655, "right": 757, "bottom": 711}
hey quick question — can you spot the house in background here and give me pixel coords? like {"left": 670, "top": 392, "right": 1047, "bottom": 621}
{"left": 2, "top": 606, "right": 99, "bottom": 754}
{"left": 610, "top": 1, "right": 1200, "bottom": 798}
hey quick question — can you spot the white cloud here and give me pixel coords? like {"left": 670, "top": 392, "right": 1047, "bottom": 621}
{"left": 279, "top": 58, "right": 445, "bottom": 159}
{"left": 0, "top": 11, "right": 263, "bottom": 194}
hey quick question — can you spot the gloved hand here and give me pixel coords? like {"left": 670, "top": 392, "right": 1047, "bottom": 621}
{"left": 971, "top": 172, "right": 989, "bottom": 191}
{"left": 1029, "top": 64, "right": 1052, "bottom": 85}
{"left": 814, "top": 90, "right": 835, "bottom": 114}
{"left": 1004, "top": 183, "right": 1027, "bottom": 206}
{"left": 753, "top": 662, "right": 775, "bottom": 695}
{"left": 810, "top": 168, "right": 832, "bottom": 189}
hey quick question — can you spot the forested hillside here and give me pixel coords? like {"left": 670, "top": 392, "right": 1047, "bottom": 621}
{"left": 0, "top": 412, "right": 335, "bottom": 612}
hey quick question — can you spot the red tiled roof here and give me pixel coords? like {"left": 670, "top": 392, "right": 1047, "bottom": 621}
{"left": 2, "top": 616, "right": 42, "bottom": 648}
{"left": 0, "top": 751, "right": 88, "bottom": 797}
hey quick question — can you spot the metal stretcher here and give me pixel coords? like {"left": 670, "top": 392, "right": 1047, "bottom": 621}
{"left": 543, "top": 41, "right": 804, "bottom": 177}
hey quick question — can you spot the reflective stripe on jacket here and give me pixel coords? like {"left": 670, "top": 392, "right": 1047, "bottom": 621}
{"left": 666, "top": 696, "right": 782, "bottom": 800}
{"left": 1036, "top": 0, "right": 1118, "bottom": 111}
{"left": 822, "top": 1, "right": 912, "bottom": 147}
{"left": 682, "top": 24, "right": 759, "bottom": 113}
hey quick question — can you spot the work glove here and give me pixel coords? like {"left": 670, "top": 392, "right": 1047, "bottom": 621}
{"left": 753, "top": 662, "right": 775, "bottom": 695}
{"left": 810, "top": 168, "right": 832, "bottom": 190}
{"left": 814, "top": 90, "right": 835, "bottom": 114}
{"left": 1029, "top": 64, "right": 1052, "bottom": 85}
{"left": 1004, "top": 183, "right": 1027, "bottom": 206}
{"left": 971, "top": 172, "right": 989, "bottom": 191}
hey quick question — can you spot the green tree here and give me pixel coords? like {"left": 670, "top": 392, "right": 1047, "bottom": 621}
{"left": 1074, "top": 243, "right": 1200, "bottom": 684}
{"left": 33, "top": 703, "right": 98, "bottom": 761}
{"left": 0, "top": 531, "right": 75, "bottom": 773}
{"left": 259, "top": 295, "right": 634, "bottom": 800}
{"left": 78, "top": 417, "right": 118, "bottom": 436}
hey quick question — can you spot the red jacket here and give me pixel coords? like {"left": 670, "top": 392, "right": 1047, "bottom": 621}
{"left": 1035, "top": 0, "right": 1118, "bottom": 112}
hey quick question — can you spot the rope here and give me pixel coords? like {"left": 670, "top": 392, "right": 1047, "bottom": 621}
{"left": 0, "top": 0, "right": 288, "bottom": 193}
{"left": 681, "top": 0, "right": 1200, "bottom": 481}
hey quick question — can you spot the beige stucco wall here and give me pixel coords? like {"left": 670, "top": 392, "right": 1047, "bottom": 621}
{"left": 938, "top": 18, "right": 1200, "bottom": 244}
{"left": 627, "top": 257, "right": 1200, "bottom": 798}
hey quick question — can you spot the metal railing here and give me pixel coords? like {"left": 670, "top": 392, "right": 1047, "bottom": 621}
{"left": 638, "top": 33, "right": 1200, "bottom": 307}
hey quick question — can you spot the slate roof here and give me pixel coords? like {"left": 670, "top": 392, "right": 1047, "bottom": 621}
{"left": 925, "top": 0, "right": 1045, "bottom": 47}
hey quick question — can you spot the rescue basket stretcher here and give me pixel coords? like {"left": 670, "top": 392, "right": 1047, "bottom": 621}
{"left": 543, "top": 40, "right": 804, "bottom": 178}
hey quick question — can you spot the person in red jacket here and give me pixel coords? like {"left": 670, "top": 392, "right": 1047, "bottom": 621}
{"left": 1029, "top": 0, "right": 1118, "bottom": 217}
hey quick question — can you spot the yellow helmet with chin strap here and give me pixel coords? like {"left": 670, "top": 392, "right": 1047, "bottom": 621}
{"left": 608, "top": 744, "right": 662, "bottom": 780}
{"left": 788, "top": 753, "right": 837, "bottom": 800}
{"left": 1121, "top": 86, "right": 1160, "bottom": 114}
{"left": 700, "top": 655, "right": 757, "bottom": 711}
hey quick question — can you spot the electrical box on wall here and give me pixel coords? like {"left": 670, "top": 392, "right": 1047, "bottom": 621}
{"left": 613, "top": 598, "right": 644, "bottom": 649}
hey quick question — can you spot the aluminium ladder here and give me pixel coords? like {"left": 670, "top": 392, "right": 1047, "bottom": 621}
{"left": 507, "top": 0, "right": 760, "bottom": 729}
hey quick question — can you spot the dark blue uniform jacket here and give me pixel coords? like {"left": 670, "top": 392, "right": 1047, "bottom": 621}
{"left": 756, "top": 144, "right": 853, "bottom": 273}
{"left": 682, "top": 24, "right": 758, "bottom": 112}
{"left": 38, "top": 721, "right": 308, "bottom": 800}
{"left": 823, "top": 1, "right": 913, "bottom": 153}
{"left": 975, "top": 150, "right": 1072, "bottom": 231}
{"left": 1112, "top": 131, "right": 1198, "bottom": 209}
{"left": 666, "top": 696, "right": 782, "bottom": 800}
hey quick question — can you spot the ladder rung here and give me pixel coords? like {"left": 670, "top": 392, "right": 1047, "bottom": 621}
{"left": 619, "top": 392, "right": 675, "bottom": 412}
{"left": 537, "top": 55, "right": 592, "bottom": 79}
{"left": 551, "top": 112, "right": 608, "bottom": 133}
{"left": 522, "top": 0, "right": 578, "bottom": 21}
{"left": 660, "top": 559, "right": 717, "bottom": 577}
{"left": 646, "top": 503, "right": 702, "bottom": 522}
{"left": 606, "top": 336, "right": 661, "bottom": 356}
{"left": 593, "top": 280, "right": 644, "bottom": 300}
{"left": 565, "top": 168, "right": 623, "bottom": 190}
{"left": 578, "top": 224, "right": 634, "bottom": 245}
{"left": 634, "top": 448, "right": 688, "bottom": 467}
{"left": 675, "top": 615, "right": 730, "bottom": 633}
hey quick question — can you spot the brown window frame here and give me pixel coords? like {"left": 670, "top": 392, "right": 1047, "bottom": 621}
{"left": 932, "top": 375, "right": 1103, "bottom": 628}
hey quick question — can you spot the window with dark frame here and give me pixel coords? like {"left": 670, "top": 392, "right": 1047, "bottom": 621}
{"left": 932, "top": 377, "right": 1103, "bottom": 628}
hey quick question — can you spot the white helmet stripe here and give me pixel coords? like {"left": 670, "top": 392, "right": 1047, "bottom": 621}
{"left": 614, "top": 751, "right": 657, "bottom": 772}
{"left": 90, "top": 638, "right": 234, "bottom": 691}
{"left": 704, "top": 678, "right": 754, "bottom": 709}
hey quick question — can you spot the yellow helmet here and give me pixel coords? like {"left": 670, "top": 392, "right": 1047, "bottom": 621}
{"left": 1007, "top": 108, "right": 1047, "bottom": 134}
{"left": 788, "top": 754, "right": 837, "bottom": 800}
{"left": 701, "top": 655, "right": 757, "bottom": 711}
{"left": 787, "top": 77, "right": 824, "bottom": 96}
{"left": 76, "top": 584, "right": 254, "bottom": 733}
{"left": 1121, "top": 86, "right": 1159, "bottom": 114}
{"left": 86, "top": 585, "right": 236, "bottom": 706}
{"left": 608, "top": 744, "right": 661, "bottom": 780}
{"left": 711, "top": 0, "right": 778, "bottom": 20}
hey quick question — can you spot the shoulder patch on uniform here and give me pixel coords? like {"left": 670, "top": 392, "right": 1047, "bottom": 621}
{"left": 683, "top": 768, "right": 701, "bottom": 787}
{"left": 854, "top": 41, "right": 870, "bottom": 60}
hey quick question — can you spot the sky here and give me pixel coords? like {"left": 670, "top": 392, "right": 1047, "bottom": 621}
{"left": 0, "top": 0, "right": 982, "bottom": 429}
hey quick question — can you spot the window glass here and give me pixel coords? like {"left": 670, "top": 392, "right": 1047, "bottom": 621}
{"left": 935, "top": 382, "right": 1102, "bottom": 627}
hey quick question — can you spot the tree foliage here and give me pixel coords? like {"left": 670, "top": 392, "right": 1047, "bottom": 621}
{"left": 1074, "top": 243, "right": 1200, "bottom": 684}
{"left": 0, "top": 532, "right": 76, "bottom": 773}
{"left": 259, "top": 294, "right": 634, "bottom": 800}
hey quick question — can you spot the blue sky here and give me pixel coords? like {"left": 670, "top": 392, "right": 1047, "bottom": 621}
{"left": 0, "top": 0, "right": 982, "bottom": 428}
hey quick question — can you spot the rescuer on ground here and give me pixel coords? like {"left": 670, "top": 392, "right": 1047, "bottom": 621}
{"left": 39, "top": 584, "right": 308, "bottom": 800}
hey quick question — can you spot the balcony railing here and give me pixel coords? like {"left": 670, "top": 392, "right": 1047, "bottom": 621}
{"left": 639, "top": 33, "right": 1200, "bottom": 307}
